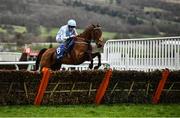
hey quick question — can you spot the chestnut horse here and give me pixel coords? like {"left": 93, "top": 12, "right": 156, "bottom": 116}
{"left": 35, "top": 24, "right": 103, "bottom": 71}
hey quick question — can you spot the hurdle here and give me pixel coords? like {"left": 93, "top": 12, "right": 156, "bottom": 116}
{"left": 34, "top": 67, "right": 51, "bottom": 105}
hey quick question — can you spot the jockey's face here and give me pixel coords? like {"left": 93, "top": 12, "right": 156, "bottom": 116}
{"left": 68, "top": 25, "right": 76, "bottom": 31}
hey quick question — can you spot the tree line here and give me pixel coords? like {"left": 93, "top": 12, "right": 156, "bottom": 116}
{"left": 0, "top": 0, "right": 180, "bottom": 43}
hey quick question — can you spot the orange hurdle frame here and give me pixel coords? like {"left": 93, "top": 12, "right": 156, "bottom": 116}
{"left": 34, "top": 67, "right": 51, "bottom": 105}
{"left": 95, "top": 68, "right": 112, "bottom": 105}
{"left": 152, "top": 68, "right": 170, "bottom": 104}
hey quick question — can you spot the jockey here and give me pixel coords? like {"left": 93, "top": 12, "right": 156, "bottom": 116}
{"left": 56, "top": 19, "right": 78, "bottom": 60}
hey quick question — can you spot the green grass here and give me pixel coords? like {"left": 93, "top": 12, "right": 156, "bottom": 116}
{"left": 0, "top": 24, "right": 167, "bottom": 40}
{"left": 128, "top": 33, "right": 161, "bottom": 38}
{"left": 13, "top": 25, "right": 26, "bottom": 33}
{"left": 144, "top": 7, "right": 167, "bottom": 13}
{"left": 0, "top": 27, "right": 7, "bottom": 33}
{"left": 0, "top": 104, "right": 179, "bottom": 117}
{"left": 77, "top": 28, "right": 84, "bottom": 34}
{"left": 39, "top": 26, "right": 116, "bottom": 39}
{"left": 103, "top": 31, "right": 116, "bottom": 39}
{"left": 49, "top": 27, "right": 59, "bottom": 37}
{"left": 0, "top": 25, "right": 26, "bottom": 33}
{"left": 39, "top": 26, "right": 47, "bottom": 36}
{"left": 77, "top": 29, "right": 116, "bottom": 39}
{"left": 0, "top": 24, "right": 117, "bottom": 40}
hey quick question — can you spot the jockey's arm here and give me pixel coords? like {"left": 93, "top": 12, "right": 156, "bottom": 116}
{"left": 56, "top": 28, "right": 69, "bottom": 43}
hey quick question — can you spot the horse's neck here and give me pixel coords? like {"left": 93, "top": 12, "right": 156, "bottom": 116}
{"left": 77, "top": 31, "right": 91, "bottom": 43}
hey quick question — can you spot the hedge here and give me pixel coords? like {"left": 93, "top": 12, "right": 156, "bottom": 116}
{"left": 0, "top": 69, "right": 179, "bottom": 105}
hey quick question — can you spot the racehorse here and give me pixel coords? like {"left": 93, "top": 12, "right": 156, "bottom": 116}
{"left": 35, "top": 24, "right": 104, "bottom": 71}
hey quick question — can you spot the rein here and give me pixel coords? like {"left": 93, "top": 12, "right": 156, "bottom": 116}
{"left": 74, "top": 26, "right": 101, "bottom": 45}
{"left": 74, "top": 36, "right": 91, "bottom": 45}
{"left": 75, "top": 41, "right": 89, "bottom": 45}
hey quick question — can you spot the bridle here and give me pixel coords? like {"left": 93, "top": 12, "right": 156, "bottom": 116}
{"left": 91, "top": 27, "right": 102, "bottom": 41}
{"left": 75, "top": 26, "right": 102, "bottom": 45}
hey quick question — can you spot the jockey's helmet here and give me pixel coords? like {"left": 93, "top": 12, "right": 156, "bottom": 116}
{"left": 67, "top": 19, "right": 77, "bottom": 27}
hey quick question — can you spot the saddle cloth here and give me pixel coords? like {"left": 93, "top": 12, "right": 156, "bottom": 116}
{"left": 56, "top": 44, "right": 65, "bottom": 60}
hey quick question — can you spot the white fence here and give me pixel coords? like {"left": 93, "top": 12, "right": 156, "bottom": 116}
{"left": 0, "top": 52, "right": 22, "bottom": 61}
{"left": 104, "top": 36, "right": 180, "bottom": 71}
{"left": 0, "top": 51, "right": 107, "bottom": 71}
{"left": 0, "top": 61, "right": 35, "bottom": 70}
{"left": 1, "top": 36, "right": 180, "bottom": 71}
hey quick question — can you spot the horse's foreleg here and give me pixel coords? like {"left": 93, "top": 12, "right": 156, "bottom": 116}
{"left": 88, "top": 53, "right": 93, "bottom": 69}
{"left": 91, "top": 52, "right": 101, "bottom": 69}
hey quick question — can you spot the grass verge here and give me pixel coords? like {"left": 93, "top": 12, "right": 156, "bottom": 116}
{"left": 0, "top": 104, "right": 179, "bottom": 117}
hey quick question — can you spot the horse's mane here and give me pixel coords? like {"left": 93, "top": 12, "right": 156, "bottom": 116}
{"left": 78, "top": 24, "right": 94, "bottom": 37}
{"left": 77, "top": 24, "right": 101, "bottom": 41}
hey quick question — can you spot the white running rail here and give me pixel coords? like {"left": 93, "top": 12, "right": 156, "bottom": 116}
{"left": 104, "top": 36, "right": 180, "bottom": 71}
{"left": 0, "top": 61, "right": 108, "bottom": 71}
{"left": 0, "top": 61, "right": 35, "bottom": 70}
{"left": 0, "top": 52, "right": 22, "bottom": 61}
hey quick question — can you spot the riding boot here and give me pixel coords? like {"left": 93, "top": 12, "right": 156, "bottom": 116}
{"left": 56, "top": 38, "right": 74, "bottom": 62}
{"left": 64, "top": 38, "right": 74, "bottom": 53}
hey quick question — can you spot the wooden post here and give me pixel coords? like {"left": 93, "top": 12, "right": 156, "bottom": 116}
{"left": 34, "top": 67, "right": 51, "bottom": 105}
{"left": 152, "top": 68, "right": 170, "bottom": 104}
{"left": 95, "top": 68, "right": 112, "bottom": 105}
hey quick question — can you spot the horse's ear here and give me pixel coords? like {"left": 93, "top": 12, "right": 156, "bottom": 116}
{"left": 92, "top": 24, "right": 96, "bottom": 28}
{"left": 97, "top": 24, "right": 101, "bottom": 27}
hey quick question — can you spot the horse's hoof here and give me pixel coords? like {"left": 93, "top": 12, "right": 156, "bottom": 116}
{"left": 89, "top": 64, "right": 93, "bottom": 69}
{"left": 94, "top": 66, "right": 99, "bottom": 70}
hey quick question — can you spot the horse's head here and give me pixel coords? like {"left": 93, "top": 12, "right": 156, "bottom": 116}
{"left": 79, "top": 24, "right": 104, "bottom": 48}
{"left": 91, "top": 24, "right": 103, "bottom": 48}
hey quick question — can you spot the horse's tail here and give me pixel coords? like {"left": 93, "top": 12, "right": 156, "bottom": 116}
{"left": 35, "top": 48, "right": 47, "bottom": 71}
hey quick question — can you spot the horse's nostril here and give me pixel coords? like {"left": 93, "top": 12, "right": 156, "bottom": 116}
{"left": 98, "top": 44, "right": 102, "bottom": 48}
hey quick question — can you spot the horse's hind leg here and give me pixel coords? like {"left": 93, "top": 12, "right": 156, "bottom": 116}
{"left": 51, "top": 63, "right": 62, "bottom": 71}
{"left": 35, "top": 48, "right": 47, "bottom": 71}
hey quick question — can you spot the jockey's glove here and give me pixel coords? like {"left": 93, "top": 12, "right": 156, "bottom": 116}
{"left": 63, "top": 36, "right": 69, "bottom": 40}
{"left": 62, "top": 35, "right": 76, "bottom": 42}
{"left": 63, "top": 35, "right": 74, "bottom": 40}
{"left": 69, "top": 35, "right": 76, "bottom": 38}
